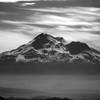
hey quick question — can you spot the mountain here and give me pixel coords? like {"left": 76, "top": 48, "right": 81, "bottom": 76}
{"left": 0, "top": 33, "right": 100, "bottom": 64}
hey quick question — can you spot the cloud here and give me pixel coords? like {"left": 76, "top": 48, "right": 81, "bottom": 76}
{"left": 31, "top": 14, "right": 92, "bottom": 26}
{"left": 27, "top": 7, "right": 100, "bottom": 16}
{"left": 0, "top": 0, "right": 69, "bottom": 2}
{"left": 21, "top": 2, "right": 36, "bottom": 6}
{"left": 1, "top": 20, "right": 27, "bottom": 25}
{"left": 1, "top": 6, "right": 100, "bottom": 33}
{"left": 0, "top": 0, "right": 35, "bottom": 3}
{"left": 0, "top": 5, "right": 100, "bottom": 52}
{"left": 1, "top": 19, "right": 46, "bottom": 38}
{"left": 27, "top": 7, "right": 100, "bottom": 32}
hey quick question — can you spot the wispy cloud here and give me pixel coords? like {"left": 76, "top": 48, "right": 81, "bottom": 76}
{"left": 0, "top": 1, "right": 100, "bottom": 52}
{"left": 0, "top": 0, "right": 69, "bottom": 2}
{"left": 27, "top": 7, "right": 100, "bottom": 32}
{"left": 21, "top": 2, "right": 36, "bottom": 6}
{"left": 0, "top": 0, "right": 36, "bottom": 3}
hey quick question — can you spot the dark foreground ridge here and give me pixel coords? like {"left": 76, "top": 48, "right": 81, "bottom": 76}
{"left": 0, "top": 96, "right": 73, "bottom": 100}
{"left": 1, "top": 96, "right": 100, "bottom": 100}
{"left": 0, "top": 33, "right": 100, "bottom": 64}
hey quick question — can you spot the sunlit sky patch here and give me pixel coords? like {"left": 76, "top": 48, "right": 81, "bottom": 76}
{"left": 0, "top": 0, "right": 100, "bottom": 52}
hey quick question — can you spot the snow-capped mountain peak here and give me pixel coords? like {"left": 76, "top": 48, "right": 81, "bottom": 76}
{"left": 0, "top": 33, "right": 100, "bottom": 64}
{"left": 30, "top": 33, "right": 63, "bottom": 50}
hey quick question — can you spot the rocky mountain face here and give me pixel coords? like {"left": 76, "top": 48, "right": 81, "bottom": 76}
{"left": 0, "top": 33, "right": 100, "bottom": 64}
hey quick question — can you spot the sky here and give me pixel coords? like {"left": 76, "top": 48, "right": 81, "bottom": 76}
{"left": 1, "top": 1, "right": 100, "bottom": 97}
{"left": 0, "top": 0, "right": 100, "bottom": 52}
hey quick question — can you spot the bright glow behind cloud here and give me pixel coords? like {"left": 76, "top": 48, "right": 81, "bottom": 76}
{"left": 0, "top": 31, "right": 30, "bottom": 52}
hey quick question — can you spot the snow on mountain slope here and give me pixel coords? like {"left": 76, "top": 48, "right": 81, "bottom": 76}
{"left": 0, "top": 33, "right": 100, "bottom": 64}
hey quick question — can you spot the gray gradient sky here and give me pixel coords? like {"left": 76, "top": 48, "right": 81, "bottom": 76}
{"left": 0, "top": 0, "right": 100, "bottom": 52}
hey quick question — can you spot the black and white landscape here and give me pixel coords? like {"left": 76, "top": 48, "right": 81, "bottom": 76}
{"left": 0, "top": 0, "right": 100, "bottom": 100}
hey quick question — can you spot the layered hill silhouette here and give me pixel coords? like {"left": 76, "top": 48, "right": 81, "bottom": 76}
{"left": 0, "top": 96, "right": 72, "bottom": 100}
{"left": 0, "top": 33, "right": 100, "bottom": 64}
